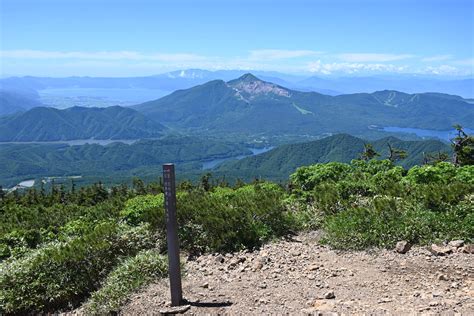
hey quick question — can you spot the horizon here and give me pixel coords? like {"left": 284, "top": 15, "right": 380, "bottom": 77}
{"left": 1, "top": 0, "right": 473, "bottom": 77}
{"left": 1, "top": 69, "right": 474, "bottom": 80}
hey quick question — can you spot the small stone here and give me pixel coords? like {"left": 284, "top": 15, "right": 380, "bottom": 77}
{"left": 159, "top": 304, "right": 191, "bottom": 314}
{"left": 201, "top": 282, "right": 209, "bottom": 288}
{"left": 253, "top": 259, "right": 264, "bottom": 271}
{"left": 430, "top": 244, "right": 453, "bottom": 256}
{"left": 461, "top": 244, "right": 474, "bottom": 254}
{"left": 214, "top": 254, "right": 225, "bottom": 263}
{"left": 324, "top": 291, "right": 336, "bottom": 299}
{"left": 437, "top": 274, "right": 449, "bottom": 281}
{"left": 395, "top": 241, "right": 411, "bottom": 254}
{"left": 378, "top": 298, "right": 392, "bottom": 303}
{"left": 258, "top": 283, "right": 267, "bottom": 289}
{"left": 308, "top": 264, "right": 320, "bottom": 271}
{"left": 448, "top": 240, "right": 464, "bottom": 248}
{"left": 228, "top": 257, "right": 246, "bottom": 269}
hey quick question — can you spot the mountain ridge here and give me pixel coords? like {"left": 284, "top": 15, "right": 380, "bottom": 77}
{"left": 0, "top": 106, "right": 167, "bottom": 142}
{"left": 134, "top": 74, "right": 473, "bottom": 136}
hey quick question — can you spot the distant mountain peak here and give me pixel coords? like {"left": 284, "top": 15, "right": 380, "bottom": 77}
{"left": 236, "top": 73, "right": 261, "bottom": 82}
{"left": 228, "top": 73, "right": 290, "bottom": 99}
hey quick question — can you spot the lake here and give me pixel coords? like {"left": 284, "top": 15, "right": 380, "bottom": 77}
{"left": 383, "top": 127, "right": 474, "bottom": 142}
{"left": 18, "top": 180, "right": 35, "bottom": 188}
{"left": 202, "top": 147, "right": 274, "bottom": 170}
{"left": 7, "top": 179, "right": 35, "bottom": 191}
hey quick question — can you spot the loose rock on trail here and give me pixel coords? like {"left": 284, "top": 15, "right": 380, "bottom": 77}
{"left": 122, "top": 232, "right": 474, "bottom": 315}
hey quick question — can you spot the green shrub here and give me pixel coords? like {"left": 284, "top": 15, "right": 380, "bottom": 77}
{"left": 83, "top": 250, "right": 167, "bottom": 315}
{"left": 351, "top": 159, "right": 396, "bottom": 175}
{"left": 291, "top": 162, "right": 352, "bottom": 193}
{"left": 322, "top": 197, "right": 473, "bottom": 250}
{"left": 405, "top": 162, "right": 457, "bottom": 184}
{"left": 370, "top": 166, "right": 405, "bottom": 196}
{"left": 0, "top": 222, "right": 156, "bottom": 314}
{"left": 120, "top": 194, "right": 165, "bottom": 227}
{"left": 177, "top": 183, "right": 294, "bottom": 252}
{"left": 455, "top": 165, "right": 474, "bottom": 184}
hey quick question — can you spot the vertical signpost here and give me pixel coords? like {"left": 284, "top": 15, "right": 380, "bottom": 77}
{"left": 163, "top": 163, "right": 183, "bottom": 306}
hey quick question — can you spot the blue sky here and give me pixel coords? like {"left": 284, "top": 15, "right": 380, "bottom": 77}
{"left": 1, "top": 0, "right": 473, "bottom": 77}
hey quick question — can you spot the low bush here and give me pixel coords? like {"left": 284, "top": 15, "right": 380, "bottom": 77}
{"left": 119, "top": 183, "right": 296, "bottom": 253}
{"left": 83, "top": 250, "right": 167, "bottom": 315}
{"left": 293, "top": 160, "right": 474, "bottom": 250}
{"left": 120, "top": 194, "right": 165, "bottom": 228}
{"left": 177, "top": 183, "right": 295, "bottom": 252}
{"left": 0, "top": 222, "right": 156, "bottom": 314}
{"left": 322, "top": 192, "right": 473, "bottom": 250}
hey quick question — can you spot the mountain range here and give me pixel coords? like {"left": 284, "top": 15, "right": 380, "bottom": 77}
{"left": 215, "top": 134, "right": 452, "bottom": 180}
{"left": 134, "top": 73, "right": 474, "bottom": 136}
{"left": 0, "top": 106, "right": 166, "bottom": 142}
{"left": 1, "top": 69, "right": 472, "bottom": 108}
{"left": 1, "top": 74, "right": 473, "bottom": 143}
{"left": 298, "top": 75, "right": 474, "bottom": 98}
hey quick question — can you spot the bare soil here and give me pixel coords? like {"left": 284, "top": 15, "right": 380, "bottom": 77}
{"left": 121, "top": 232, "right": 474, "bottom": 315}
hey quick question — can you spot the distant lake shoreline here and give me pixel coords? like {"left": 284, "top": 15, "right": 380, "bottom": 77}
{"left": 202, "top": 147, "right": 274, "bottom": 170}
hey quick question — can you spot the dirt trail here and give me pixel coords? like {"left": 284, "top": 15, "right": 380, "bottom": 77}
{"left": 122, "top": 232, "right": 474, "bottom": 315}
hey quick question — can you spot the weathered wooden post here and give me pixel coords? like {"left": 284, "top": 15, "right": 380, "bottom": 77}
{"left": 163, "top": 163, "right": 183, "bottom": 306}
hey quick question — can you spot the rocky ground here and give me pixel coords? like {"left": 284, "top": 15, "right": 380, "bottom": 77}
{"left": 122, "top": 232, "right": 474, "bottom": 315}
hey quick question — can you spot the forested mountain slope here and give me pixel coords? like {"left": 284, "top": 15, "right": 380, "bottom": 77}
{"left": 216, "top": 134, "right": 452, "bottom": 179}
{"left": 134, "top": 74, "right": 473, "bottom": 135}
{"left": 0, "top": 106, "right": 166, "bottom": 141}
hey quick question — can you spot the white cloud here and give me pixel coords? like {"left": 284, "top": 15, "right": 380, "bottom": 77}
{"left": 423, "top": 65, "right": 463, "bottom": 75}
{"left": 337, "top": 53, "right": 415, "bottom": 62}
{"left": 1, "top": 49, "right": 471, "bottom": 77}
{"left": 248, "top": 49, "right": 321, "bottom": 60}
{"left": 451, "top": 58, "right": 474, "bottom": 66}
{"left": 421, "top": 55, "right": 452, "bottom": 62}
{"left": 307, "top": 60, "right": 407, "bottom": 75}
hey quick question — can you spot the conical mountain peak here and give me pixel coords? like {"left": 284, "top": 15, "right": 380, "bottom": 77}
{"left": 238, "top": 73, "right": 261, "bottom": 82}
{"left": 227, "top": 73, "right": 290, "bottom": 98}
{"left": 227, "top": 73, "right": 263, "bottom": 85}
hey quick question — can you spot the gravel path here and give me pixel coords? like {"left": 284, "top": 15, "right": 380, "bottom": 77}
{"left": 122, "top": 232, "right": 474, "bottom": 315}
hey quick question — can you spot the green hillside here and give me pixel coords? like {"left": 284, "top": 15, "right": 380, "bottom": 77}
{"left": 0, "top": 106, "right": 166, "bottom": 141}
{"left": 216, "top": 134, "right": 452, "bottom": 180}
{"left": 0, "top": 136, "right": 251, "bottom": 187}
{"left": 134, "top": 74, "right": 474, "bottom": 136}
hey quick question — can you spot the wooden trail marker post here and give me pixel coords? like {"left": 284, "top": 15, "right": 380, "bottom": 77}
{"left": 163, "top": 163, "right": 183, "bottom": 306}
